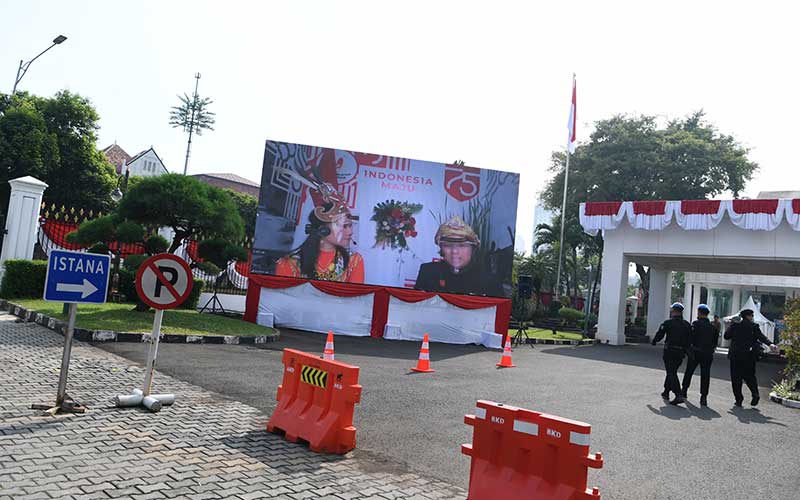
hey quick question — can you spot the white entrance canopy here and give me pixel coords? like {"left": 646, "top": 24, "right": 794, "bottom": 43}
{"left": 580, "top": 199, "right": 800, "bottom": 345}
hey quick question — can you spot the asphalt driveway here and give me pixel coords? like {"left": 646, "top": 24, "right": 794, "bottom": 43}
{"left": 100, "top": 330, "right": 799, "bottom": 500}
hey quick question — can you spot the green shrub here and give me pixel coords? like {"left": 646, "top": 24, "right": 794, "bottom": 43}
{"left": 558, "top": 307, "right": 585, "bottom": 323}
{"left": 122, "top": 254, "right": 147, "bottom": 272}
{"left": 145, "top": 235, "right": 169, "bottom": 255}
{"left": 1, "top": 260, "right": 47, "bottom": 299}
{"left": 180, "top": 278, "right": 204, "bottom": 310}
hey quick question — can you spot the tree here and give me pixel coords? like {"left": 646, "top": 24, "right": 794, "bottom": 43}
{"left": 117, "top": 174, "right": 244, "bottom": 252}
{"left": 0, "top": 90, "right": 117, "bottom": 212}
{"left": 541, "top": 111, "right": 758, "bottom": 311}
{"left": 169, "top": 73, "right": 215, "bottom": 175}
{"left": 225, "top": 190, "right": 257, "bottom": 239}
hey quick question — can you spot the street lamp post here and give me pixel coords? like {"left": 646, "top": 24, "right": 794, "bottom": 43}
{"left": 11, "top": 35, "right": 68, "bottom": 95}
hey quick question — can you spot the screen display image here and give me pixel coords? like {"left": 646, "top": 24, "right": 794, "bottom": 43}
{"left": 251, "top": 140, "right": 520, "bottom": 298}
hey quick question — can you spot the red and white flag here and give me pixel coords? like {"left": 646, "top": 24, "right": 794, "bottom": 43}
{"left": 567, "top": 75, "right": 577, "bottom": 154}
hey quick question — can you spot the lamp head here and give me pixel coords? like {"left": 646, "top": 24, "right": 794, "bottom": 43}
{"left": 53, "top": 35, "right": 67, "bottom": 44}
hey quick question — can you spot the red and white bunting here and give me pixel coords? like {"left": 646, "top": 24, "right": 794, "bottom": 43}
{"left": 786, "top": 200, "right": 800, "bottom": 231}
{"left": 580, "top": 198, "right": 800, "bottom": 234}
{"left": 727, "top": 199, "right": 785, "bottom": 231}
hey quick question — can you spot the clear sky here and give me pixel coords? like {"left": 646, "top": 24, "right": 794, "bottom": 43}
{"left": 2, "top": 1, "right": 799, "bottom": 253}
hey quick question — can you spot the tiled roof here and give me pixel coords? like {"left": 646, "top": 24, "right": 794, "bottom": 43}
{"left": 193, "top": 173, "right": 260, "bottom": 187}
{"left": 101, "top": 144, "right": 132, "bottom": 174}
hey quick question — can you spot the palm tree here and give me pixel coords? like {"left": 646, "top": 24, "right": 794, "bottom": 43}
{"left": 535, "top": 214, "right": 586, "bottom": 299}
{"left": 170, "top": 73, "right": 216, "bottom": 175}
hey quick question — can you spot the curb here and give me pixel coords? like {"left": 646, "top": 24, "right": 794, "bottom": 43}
{"left": 769, "top": 391, "right": 800, "bottom": 409}
{"left": 521, "top": 337, "right": 599, "bottom": 346}
{"left": 0, "top": 299, "right": 280, "bottom": 346}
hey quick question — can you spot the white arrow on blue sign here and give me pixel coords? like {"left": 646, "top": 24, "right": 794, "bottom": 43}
{"left": 44, "top": 249, "right": 111, "bottom": 304}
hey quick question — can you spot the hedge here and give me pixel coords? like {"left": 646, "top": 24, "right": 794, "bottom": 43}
{"left": 1, "top": 260, "right": 48, "bottom": 299}
{"left": 558, "top": 307, "right": 585, "bottom": 322}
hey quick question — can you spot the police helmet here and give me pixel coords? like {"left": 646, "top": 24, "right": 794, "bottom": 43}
{"left": 697, "top": 304, "right": 710, "bottom": 313}
{"left": 670, "top": 302, "right": 685, "bottom": 311}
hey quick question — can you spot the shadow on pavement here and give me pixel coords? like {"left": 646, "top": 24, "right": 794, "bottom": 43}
{"left": 262, "top": 328, "right": 489, "bottom": 361}
{"left": 541, "top": 344, "right": 785, "bottom": 389}
{"left": 727, "top": 407, "right": 788, "bottom": 427}
{"left": 646, "top": 401, "right": 723, "bottom": 421}
{"left": 220, "top": 429, "right": 347, "bottom": 471}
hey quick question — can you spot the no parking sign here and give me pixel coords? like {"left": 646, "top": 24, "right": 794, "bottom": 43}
{"left": 129, "top": 254, "right": 194, "bottom": 406}
{"left": 135, "top": 254, "right": 193, "bottom": 309}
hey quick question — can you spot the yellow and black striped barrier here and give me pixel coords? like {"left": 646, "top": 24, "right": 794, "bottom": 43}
{"left": 301, "top": 365, "right": 328, "bottom": 389}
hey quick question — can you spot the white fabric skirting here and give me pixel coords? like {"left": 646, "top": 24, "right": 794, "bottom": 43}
{"left": 581, "top": 199, "right": 798, "bottom": 234}
{"left": 384, "top": 296, "right": 502, "bottom": 348}
{"left": 258, "top": 284, "right": 373, "bottom": 337}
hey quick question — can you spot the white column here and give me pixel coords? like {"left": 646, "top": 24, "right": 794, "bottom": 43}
{"left": 683, "top": 281, "right": 693, "bottom": 321}
{"left": 647, "top": 268, "right": 672, "bottom": 337}
{"left": 0, "top": 176, "right": 48, "bottom": 281}
{"left": 690, "top": 284, "right": 703, "bottom": 322}
{"left": 731, "top": 285, "right": 742, "bottom": 315}
{"left": 596, "top": 235, "right": 628, "bottom": 346}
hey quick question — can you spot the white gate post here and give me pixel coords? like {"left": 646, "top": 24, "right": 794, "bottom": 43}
{"left": 0, "top": 176, "right": 48, "bottom": 281}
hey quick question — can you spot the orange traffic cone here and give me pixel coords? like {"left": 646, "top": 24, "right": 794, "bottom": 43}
{"left": 323, "top": 331, "right": 335, "bottom": 361}
{"left": 411, "top": 333, "right": 435, "bottom": 373}
{"left": 496, "top": 338, "right": 516, "bottom": 368}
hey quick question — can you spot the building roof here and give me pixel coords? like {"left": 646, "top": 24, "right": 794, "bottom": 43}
{"left": 757, "top": 190, "right": 800, "bottom": 199}
{"left": 193, "top": 173, "right": 260, "bottom": 187}
{"left": 101, "top": 144, "right": 132, "bottom": 174}
{"left": 126, "top": 147, "right": 169, "bottom": 174}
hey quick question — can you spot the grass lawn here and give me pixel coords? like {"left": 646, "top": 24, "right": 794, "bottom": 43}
{"left": 13, "top": 299, "right": 276, "bottom": 337}
{"left": 518, "top": 327, "right": 584, "bottom": 341}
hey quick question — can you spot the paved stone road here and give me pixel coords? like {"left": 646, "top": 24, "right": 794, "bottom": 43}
{"left": 0, "top": 314, "right": 466, "bottom": 499}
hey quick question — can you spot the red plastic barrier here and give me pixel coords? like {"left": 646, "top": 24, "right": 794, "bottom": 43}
{"left": 266, "top": 348, "right": 362, "bottom": 454}
{"left": 461, "top": 400, "right": 603, "bottom": 500}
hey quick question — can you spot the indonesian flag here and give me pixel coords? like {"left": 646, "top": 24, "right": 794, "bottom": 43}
{"left": 567, "top": 75, "right": 577, "bottom": 154}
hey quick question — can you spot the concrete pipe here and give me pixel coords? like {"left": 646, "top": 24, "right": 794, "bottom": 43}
{"left": 115, "top": 393, "right": 143, "bottom": 407}
{"left": 142, "top": 396, "right": 162, "bottom": 413}
{"left": 150, "top": 394, "right": 175, "bottom": 406}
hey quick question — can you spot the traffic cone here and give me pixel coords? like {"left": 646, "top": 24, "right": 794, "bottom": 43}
{"left": 496, "top": 338, "right": 516, "bottom": 368}
{"left": 411, "top": 333, "right": 435, "bottom": 373}
{"left": 323, "top": 331, "right": 335, "bottom": 361}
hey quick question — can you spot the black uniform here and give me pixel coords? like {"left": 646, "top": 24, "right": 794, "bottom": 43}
{"left": 652, "top": 316, "right": 692, "bottom": 398}
{"left": 414, "top": 261, "right": 502, "bottom": 297}
{"left": 724, "top": 320, "right": 773, "bottom": 404}
{"left": 681, "top": 317, "right": 720, "bottom": 397}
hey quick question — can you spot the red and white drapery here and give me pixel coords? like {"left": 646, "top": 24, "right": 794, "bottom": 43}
{"left": 580, "top": 199, "right": 800, "bottom": 234}
{"left": 243, "top": 274, "right": 512, "bottom": 342}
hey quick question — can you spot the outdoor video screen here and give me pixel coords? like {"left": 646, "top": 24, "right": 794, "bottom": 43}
{"left": 251, "top": 140, "right": 520, "bottom": 298}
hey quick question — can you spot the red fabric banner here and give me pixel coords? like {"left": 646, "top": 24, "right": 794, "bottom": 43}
{"left": 584, "top": 201, "right": 623, "bottom": 216}
{"left": 632, "top": 200, "right": 666, "bottom": 215}
{"left": 680, "top": 200, "right": 720, "bottom": 215}
{"left": 731, "top": 199, "right": 779, "bottom": 214}
{"left": 243, "top": 274, "right": 511, "bottom": 340}
{"left": 793, "top": 199, "right": 800, "bottom": 214}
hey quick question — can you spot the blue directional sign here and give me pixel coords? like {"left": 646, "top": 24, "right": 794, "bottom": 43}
{"left": 44, "top": 249, "right": 111, "bottom": 304}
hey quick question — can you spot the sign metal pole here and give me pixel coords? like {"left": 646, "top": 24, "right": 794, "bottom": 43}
{"left": 142, "top": 309, "right": 164, "bottom": 396}
{"left": 56, "top": 302, "right": 78, "bottom": 406}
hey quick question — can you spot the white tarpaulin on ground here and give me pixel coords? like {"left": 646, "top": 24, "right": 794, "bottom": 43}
{"left": 723, "top": 296, "right": 775, "bottom": 343}
{"left": 258, "top": 284, "right": 373, "bottom": 337}
{"left": 383, "top": 295, "right": 502, "bottom": 348}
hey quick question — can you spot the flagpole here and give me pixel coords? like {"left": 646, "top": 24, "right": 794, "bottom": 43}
{"left": 555, "top": 73, "right": 576, "bottom": 299}
{"left": 555, "top": 149, "right": 570, "bottom": 298}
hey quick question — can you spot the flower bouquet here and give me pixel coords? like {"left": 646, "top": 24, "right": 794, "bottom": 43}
{"left": 371, "top": 199, "right": 423, "bottom": 250}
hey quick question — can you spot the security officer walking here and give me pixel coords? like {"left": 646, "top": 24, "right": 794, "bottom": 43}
{"left": 652, "top": 302, "right": 692, "bottom": 405}
{"left": 724, "top": 309, "right": 776, "bottom": 407}
{"left": 681, "top": 304, "right": 719, "bottom": 406}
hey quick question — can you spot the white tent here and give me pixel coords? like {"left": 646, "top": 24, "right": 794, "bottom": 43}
{"left": 722, "top": 296, "right": 775, "bottom": 343}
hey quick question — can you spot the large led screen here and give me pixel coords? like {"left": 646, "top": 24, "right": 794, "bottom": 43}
{"left": 251, "top": 140, "right": 520, "bottom": 298}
